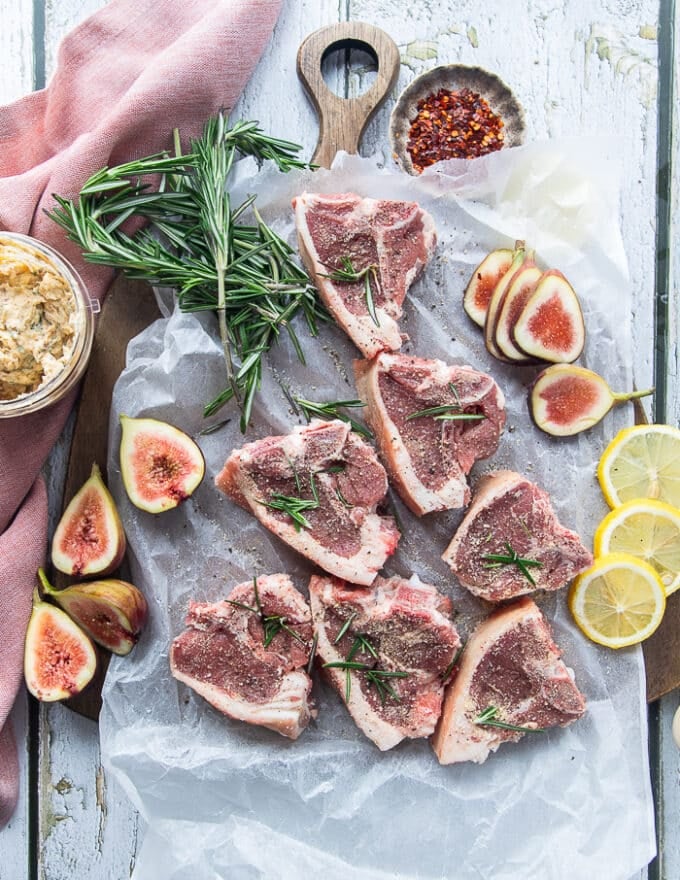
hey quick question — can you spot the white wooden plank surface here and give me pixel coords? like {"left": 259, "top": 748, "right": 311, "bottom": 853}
{"left": 0, "top": 4, "right": 35, "bottom": 878}
{"left": 655, "top": 0, "right": 680, "bottom": 874}
{"left": 0, "top": 0, "right": 675, "bottom": 877}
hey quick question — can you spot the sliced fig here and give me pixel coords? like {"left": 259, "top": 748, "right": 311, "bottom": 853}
{"left": 120, "top": 415, "right": 205, "bottom": 513}
{"left": 463, "top": 248, "right": 514, "bottom": 327}
{"left": 530, "top": 364, "right": 654, "bottom": 437}
{"left": 512, "top": 269, "right": 585, "bottom": 363}
{"left": 52, "top": 463, "right": 126, "bottom": 578}
{"left": 483, "top": 243, "right": 526, "bottom": 361}
{"left": 24, "top": 587, "right": 97, "bottom": 701}
{"left": 39, "top": 568, "right": 148, "bottom": 656}
{"left": 494, "top": 252, "right": 542, "bottom": 362}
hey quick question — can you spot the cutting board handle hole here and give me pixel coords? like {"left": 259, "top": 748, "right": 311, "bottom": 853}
{"left": 321, "top": 39, "right": 379, "bottom": 99}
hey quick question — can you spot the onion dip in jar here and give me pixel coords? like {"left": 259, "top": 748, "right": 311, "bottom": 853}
{"left": 0, "top": 233, "right": 97, "bottom": 418}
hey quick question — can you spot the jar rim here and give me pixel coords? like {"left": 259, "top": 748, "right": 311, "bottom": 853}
{"left": 0, "top": 233, "right": 97, "bottom": 418}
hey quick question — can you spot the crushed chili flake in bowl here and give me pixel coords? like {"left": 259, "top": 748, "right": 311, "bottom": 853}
{"left": 407, "top": 87, "right": 505, "bottom": 172}
{"left": 389, "top": 65, "right": 525, "bottom": 175}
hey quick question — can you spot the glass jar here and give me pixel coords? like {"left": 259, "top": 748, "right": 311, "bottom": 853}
{"left": 0, "top": 232, "right": 98, "bottom": 418}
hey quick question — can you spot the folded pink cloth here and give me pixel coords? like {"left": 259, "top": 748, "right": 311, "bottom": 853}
{"left": 0, "top": 0, "right": 282, "bottom": 827}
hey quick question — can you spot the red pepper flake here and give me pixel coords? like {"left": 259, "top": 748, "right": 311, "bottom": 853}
{"left": 406, "top": 87, "right": 505, "bottom": 172}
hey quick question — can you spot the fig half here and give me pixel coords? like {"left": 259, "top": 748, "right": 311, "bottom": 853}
{"left": 483, "top": 243, "right": 526, "bottom": 361}
{"left": 463, "top": 248, "right": 514, "bottom": 327}
{"left": 513, "top": 269, "right": 585, "bottom": 363}
{"left": 494, "top": 252, "right": 542, "bottom": 362}
{"left": 530, "top": 364, "right": 654, "bottom": 437}
{"left": 39, "top": 569, "right": 148, "bottom": 656}
{"left": 24, "top": 588, "right": 97, "bottom": 701}
{"left": 52, "top": 463, "right": 126, "bottom": 578}
{"left": 120, "top": 415, "right": 205, "bottom": 513}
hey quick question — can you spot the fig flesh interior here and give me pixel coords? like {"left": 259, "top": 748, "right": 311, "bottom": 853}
{"left": 24, "top": 592, "right": 97, "bottom": 701}
{"left": 120, "top": 416, "right": 205, "bottom": 513}
{"left": 463, "top": 248, "right": 513, "bottom": 327}
{"left": 530, "top": 364, "right": 654, "bottom": 437}
{"left": 483, "top": 244, "right": 526, "bottom": 361}
{"left": 513, "top": 270, "right": 585, "bottom": 363}
{"left": 495, "top": 261, "right": 542, "bottom": 362}
{"left": 52, "top": 463, "right": 126, "bottom": 577}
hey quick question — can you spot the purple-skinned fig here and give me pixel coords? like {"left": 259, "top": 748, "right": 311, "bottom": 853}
{"left": 494, "top": 251, "right": 542, "bottom": 362}
{"left": 38, "top": 568, "right": 148, "bottom": 656}
{"left": 24, "top": 587, "right": 97, "bottom": 701}
{"left": 483, "top": 243, "right": 526, "bottom": 361}
{"left": 530, "top": 364, "right": 654, "bottom": 437}
{"left": 120, "top": 415, "right": 205, "bottom": 513}
{"left": 463, "top": 248, "right": 514, "bottom": 328}
{"left": 513, "top": 270, "right": 585, "bottom": 363}
{"left": 52, "top": 463, "right": 126, "bottom": 578}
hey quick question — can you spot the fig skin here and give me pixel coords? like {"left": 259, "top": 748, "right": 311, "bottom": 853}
{"left": 52, "top": 463, "right": 126, "bottom": 578}
{"left": 530, "top": 364, "right": 654, "bottom": 437}
{"left": 483, "top": 243, "right": 526, "bottom": 361}
{"left": 463, "top": 248, "right": 513, "bottom": 328}
{"left": 120, "top": 415, "right": 205, "bottom": 514}
{"left": 39, "top": 569, "right": 148, "bottom": 656}
{"left": 24, "top": 588, "right": 97, "bottom": 701}
{"left": 494, "top": 252, "right": 542, "bottom": 363}
{"left": 512, "top": 270, "right": 585, "bottom": 364}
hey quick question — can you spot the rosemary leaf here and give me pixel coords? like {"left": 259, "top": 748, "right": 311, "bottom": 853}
{"left": 321, "top": 257, "right": 380, "bottom": 327}
{"left": 293, "top": 395, "right": 373, "bottom": 439}
{"left": 474, "top": 705, "right": 545, "bottom": 733}
{"left": 481, "top": 542, "right": 543, "bottom": 586}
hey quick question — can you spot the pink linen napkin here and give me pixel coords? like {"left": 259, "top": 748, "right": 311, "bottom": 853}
{"left": 0, "top": 0, "right": 282, "bottom": 828}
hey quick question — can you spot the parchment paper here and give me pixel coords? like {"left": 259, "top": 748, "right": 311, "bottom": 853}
{"left": 100, "top": 140, "right": 656, "bottom": 880}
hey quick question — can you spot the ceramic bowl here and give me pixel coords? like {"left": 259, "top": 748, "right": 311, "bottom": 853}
{"left": 389, "top": 64, "right": 526, "bottom": 174}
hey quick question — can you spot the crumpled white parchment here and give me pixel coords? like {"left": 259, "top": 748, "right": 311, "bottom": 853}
{"left": 99, "top": 140, "right": 655, "bottom": 880}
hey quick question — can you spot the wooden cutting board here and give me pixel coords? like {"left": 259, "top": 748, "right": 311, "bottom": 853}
{"left": 58, "top": 22, "right": 676, "bottom": 718}
{"left": 57, "top": 276, "right": 160, "bottom": 720}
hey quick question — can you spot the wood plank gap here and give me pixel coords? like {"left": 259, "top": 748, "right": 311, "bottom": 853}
{"left": 652, "top": 0, "right": 675, "bottom": 426}
{"left": 27, "top": 695, "right": 39, "bottom": 880}
{"left": 648, "top": 2, "right": 676, "bottom": 877}
{"left": 32, "top": 0, "right": 45, "bottom": 90}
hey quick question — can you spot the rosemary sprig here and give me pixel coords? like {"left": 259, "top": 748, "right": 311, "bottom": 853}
{"left": 406, "top": 405, "right": 486, "bottom": 422}
{"left": 333, "top": 612, "right": 357, "bottom": 645}
{"left": 324, "top": 630, "right": 408, "bottom": 704}
{"left": 224, "top": 576, "right": 306, "bottom": 648}
{"left": 482, "top": 542, "right": 543, "bottom": 586}
{"left": 48, "top": 114, "right": 327, "bottom": 431}
{"left": 306, "top": 633, "right": 318, "bottom": 676}
{"left": 441, "top": 643, "right": 465, "bottom": 682}
{"left": 259, "top": 472, "right": 320, "bottom": 531}
{"left": 474, "top": 706, "right": 545, "bottom": 733}
{"left": 293, "top": 395, "right": 373, "bottom": 439}
{"left": 321, "top": 256, "right": 380, "bottom": 326}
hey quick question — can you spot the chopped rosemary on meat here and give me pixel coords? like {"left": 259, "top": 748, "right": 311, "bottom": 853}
{"left": 406, "top": 405, "right": 486, "bottom": 421}
{"left": 333, "top": 612, "right": 357, "bottom": 644}
{"left": 224, "top": 576, "right": 306, "bottom": 647}
{"left": 292, "top": 395, "right": 373, "bottom": 439}
{"left": 306, "top": 632, "right": 318, "bottom": 675}
{"left": 324, "top": 630, "right": 408, "bottom": 704}
{"left": 474, "top": 705, "right": 545, "bottom": 733}
{"left": 260, "top": 491, "right": 319, "bottom": 531}
{"left": 48, "top": 114, "right": 327, "bottom": 431}
{"left": 321, "top": 256, "right": 380, "bottom": 326}
{"left": 407, "top": 381, "right": 487, "bottom": 422}
{"left": 482, "top": 542, "right": 543, "bottom": 586}
{"left": 441, "top": 643, "right": 465, "bottom": 681}
{"left": 335, "top": 487, "right": 353, "bottom": 508}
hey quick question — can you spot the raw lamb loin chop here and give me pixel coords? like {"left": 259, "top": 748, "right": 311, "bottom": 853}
{"left": 215, "top": 420, "right": 400, "bottom": 586}
{"left": 442, "top": 470, "right": 593, "bottom": 601}
{"left": 309, "top": 573, "right": 461, "bottom": 750}
{"left": 170, "top": 574, "right": 315, "bottom": 740}
{"left": 293, "top": 192, "right": 437, "bottom": 358}
{"left": 354, "top": 353, "right": 506, "bottom": 514}
{"left": 432, "top": 597, "right": 586, "bottom": 764}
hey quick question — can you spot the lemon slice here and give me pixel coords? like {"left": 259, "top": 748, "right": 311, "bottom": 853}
{"left": 569, "top": 552, "right": 666, "bottom": 648}
{"left": 598, "top": 424, "right": 680, "bottom": 509}
{"left": 594, "top": 499, "right": 680, "bottom": 596}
